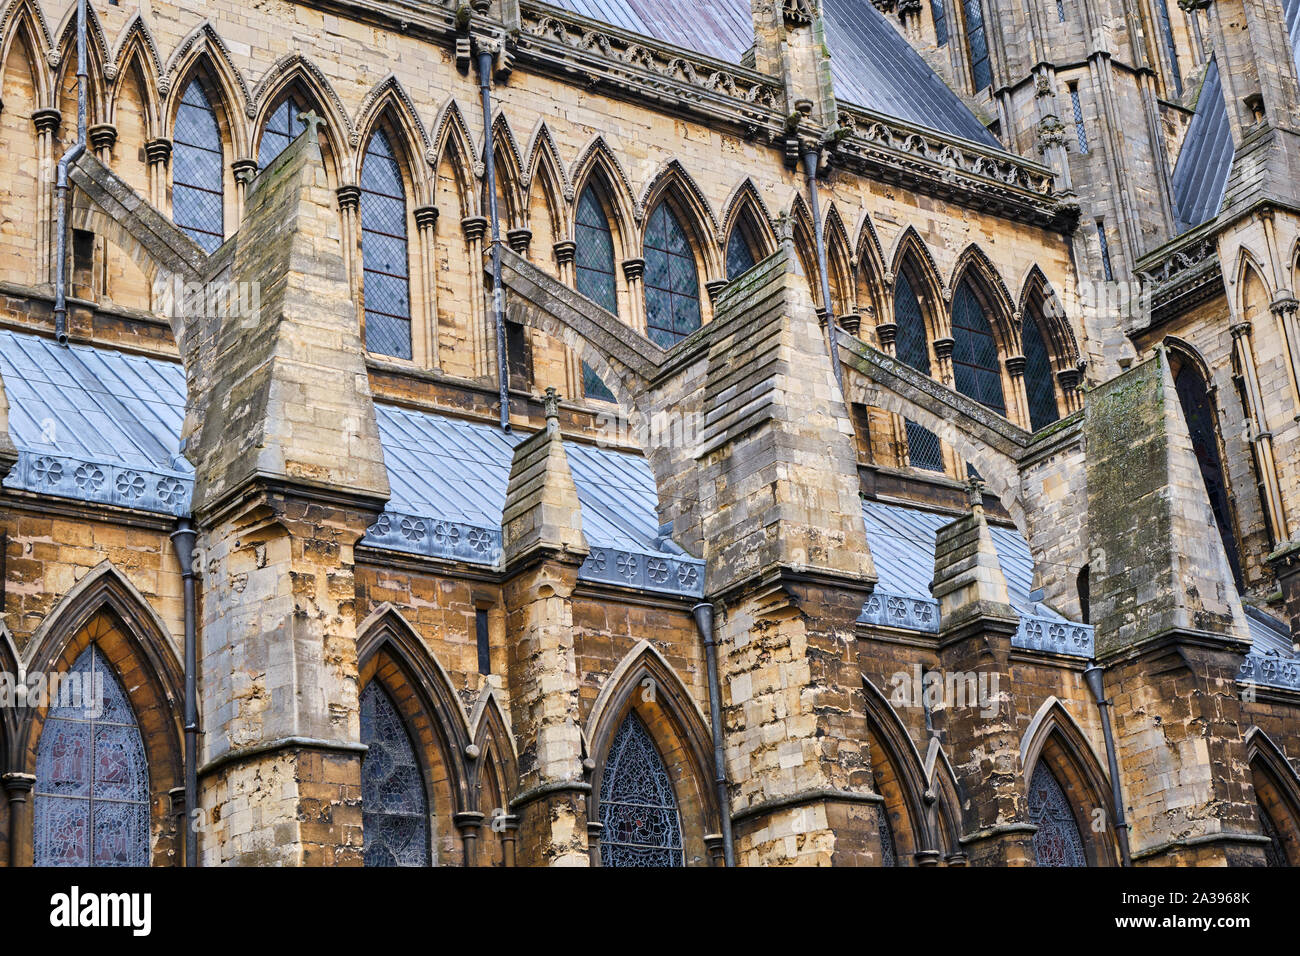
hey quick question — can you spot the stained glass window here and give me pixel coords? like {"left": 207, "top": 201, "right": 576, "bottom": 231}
{"left": 360, "top": 128, "right": 412, "bottom": 360}
{"left": 895, "top": 272, "right": 944, "bottom": 472}
{"left": 34, "top": 645, "right": 150, "bottom": 867}
{"left": 726, "top": 220, "right": 758, "bottom": 281}
{"left": 599, "top": 712, "right": 684, "bottom": 867}
{"left": 643, "top": 201, "right": 701, "bottom": 348}
{"left": 360, "top": 681, "right": 430, "bottom": 867}
{"left": 931, "top": 0, "right": 949, "bottom": 45}
{"left": 1023, "top": 311, "right": 1060, "bottom": 431}
{"left": 257, "top": 94, "right": 306, "bottom": 171}
{"left": 575, "top": 185, "right": 617, "bottom": 401}
{"left": 1174, "top": 361, "right": 1244, "bottom": 590}
{"left": 1028, "top": 762, "right": 1087, "bottom": 866}
{"left": 877, "top": 805, "right": 898, "bottom": 866}
{"left": 963, "top": 0, "right": 992, "bottom": 91}
{"left": 172, "top": 77, "right": 224, "bottom": 254}
{"left": 1259, "top": 801, "right": 1289, "bottom": 867}
{"left": 951, "top": 282, "right": 1006, "bottom": 415}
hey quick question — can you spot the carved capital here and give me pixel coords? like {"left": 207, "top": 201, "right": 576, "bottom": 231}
{"left": 622, "top": 257, "right": 646, "bottom": 282}
{"left": 31, "top": 107, "right": 61, "bottom": 135}
{"left": 1230, "top": 320, "right": 1254, "bottom": 340}
{"left": 552, "top": 239, "right": 576, "bottom": 266}
{"left": 705, "top": 279, "right": 729, "bottom": 303}
{"left": 413, "top": 205, "right": 439, "bottom": 231}
{"left": 507, "top": 227, "right": 533, "bottom": 254}
{"left": 336, "top": 184, "right": 361, "bottom": 212}
{"left": 1004, "top": 355, "right": 1027, "bottom": 376}
{"left": 88, "top": 123, "right": 117, "bottom": 153}
{"left": 1057, "top": 367, "right": 1082, "bottom": 391}
{"left": 231, "top": 158, "right": 258, "bottom": 184}
{"left": 461, "top": 215, "right": 489, "bottom": 242}
{"left": 145, "top": 137, "right": 172, "bottom": 166}
{"left": 874, "top": 321, "right": 898, "bottom": 348}
{"left": 933, "top": 336, "right": 955, "bottom": 360}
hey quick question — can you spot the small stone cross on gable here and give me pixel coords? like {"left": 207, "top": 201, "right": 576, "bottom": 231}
{"left": 297, "top": 109, "right": 326, "bottom": 144}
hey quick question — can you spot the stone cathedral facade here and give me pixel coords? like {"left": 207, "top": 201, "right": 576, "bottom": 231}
{"left": 0, "top": 0, "right": 1298, "bottom": 868}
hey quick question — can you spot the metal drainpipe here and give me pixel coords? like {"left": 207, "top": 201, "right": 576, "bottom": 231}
{"left": 53, "top": 0, "right": 89, "bottom": 344}
{"left": 692, "top": 601, "right": 734, "bottom": 867}
{"left": 169, "top": 518, "right": 200, "bottom": 867}
{"left": 800, "top": 148, "right": 847, "bottom": 406}
{"left": 1084, "top": 662, "right": 1132, "bottom": 866}
{"left": 477, "top": 48, "right": 511, "bottom": 433}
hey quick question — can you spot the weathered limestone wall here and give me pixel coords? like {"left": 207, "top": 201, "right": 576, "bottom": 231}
{"left": 191, "top": 124, "right": 387, "bottom": 865}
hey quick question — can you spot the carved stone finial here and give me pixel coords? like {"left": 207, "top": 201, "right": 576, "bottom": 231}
{"left": 967, "top": 476, "right": 986, "bottom": 512}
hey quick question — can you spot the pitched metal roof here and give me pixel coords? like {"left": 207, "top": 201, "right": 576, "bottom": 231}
{"left": 367, "top": 403, "right": 703, "bottom": 596}
{"left": 542, "top": 0, "right": 999, "bottom": 146}
{"left": 860, "top": 499, "right": 1094, "bottom": 656}
{"left": 0, "top": 330, "right": 192, "bottom": 515}
{"left": 1170, "top": 58, "right": 1232, "bottom": 232}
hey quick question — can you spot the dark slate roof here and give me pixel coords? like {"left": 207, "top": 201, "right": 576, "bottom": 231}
{"left": 1171, "top": 3, "right": 1300, "bottom": 233}
{"left": 542, "top": 0, "right": 999, "bottom": 146}
{"left": 1170, "top": 58, "right": 1232, "bottom": 232}
{"left": 819, "top": 0, "right": 999, "bottom": 146}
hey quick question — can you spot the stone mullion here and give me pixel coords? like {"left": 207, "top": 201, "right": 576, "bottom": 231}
{"left": 337, "top": 185, "right": 363, "bottom": 332}
{"left": 2, "top": 772, "right": 35, "bottom": 867}
{"left": 414, "top": 205, "right": 440, "bottom": 369}
{"left": 232, "top": 159, "right": 258, "bottom": 223}
{"left": 622, "top": 257, "right": 646, "bottom": 333}
{"left": 932, "top": 335, "right": 961, "bottom": 477}
{"left": 1232, "top": 321, "right": 1291, "bottom": 544}
{"left": 90, "top": 124, "right": 117, "bottom": 301}
{"left": 32, "top": 109, "right": 60, "bottom": 282}
{"left": 463, "top": 215, "right": 490, "bottom": 380}
{"left": 875, "top": 318, "right": 910, "bottom": 468}
{"left": 553, "top": 240, "right": 581, "bottom": 398}
{"left": 145, "top": 138, "right": 172, "bottom": 212}
{"left": 1004, "top": 355, "right": 1031, "bottom": 430}
{"left": 1272, "top": 296, "right": 1300, "bottom": 418}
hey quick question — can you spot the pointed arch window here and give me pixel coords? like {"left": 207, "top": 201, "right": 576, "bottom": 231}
{"left": 1259, "top": 801, "right": 1289, "bottom": 866}
{"left": 1022, "top": 311, "right": 1060, "bottom": 431}
{"left": 1173, "top": 359, "right": 1243, "bottom": 590}
{"left": 725, "top": 211, "right": 761, "bottom": 281}
{"left": 599, "top": 712, "right": 684, "bottom": 867}
{"left": 643, "top": 201, "right": 701, "bottom": 348}
{"left": 360, "top": 128, "right": 412, "bottom": 360}
{"left": 360, "top": 681, "right": 430, "bottom": 867}
{"left": 877, "top": 806, "right": 898, "bottom": 866}
{"left": 962, "top": 0, "right": 992, "bottom": 91}
{"left": 257, "top": 94, "right": 306, "bottom": 170}
{"left": 951, "top": 282, "right": 1006, "bottom": 415}
{"left": 931, "top": 0, "right": 949, "bottom": 45}
{"left": 34, "top": 645, "right": 150, "bottom": 867}
{"left": 1028, "top": 762, "right": 1087, "bottom": 866}
{"left": 894, "top": 272, "right": 944, "bottom": 472}
{"left": 172, "top": 77, "right": 224, "bottom": 254}
{"left": 575, "top": 185, "right": 617, "bottom": 401}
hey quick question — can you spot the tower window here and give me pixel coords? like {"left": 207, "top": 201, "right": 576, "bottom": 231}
{"left": 360, "top": 128, "right": 412, "bottom": 360}
{"left": 1070, "top": 84, "right": 1089, "bottom": 154}
{"left": 962, "top": 0, "right": 992, "bottom": 92}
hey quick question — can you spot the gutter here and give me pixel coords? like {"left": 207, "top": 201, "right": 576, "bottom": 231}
{"left": 53, "top": 0, "right": 89, "bottom": 344}
{"left": 1084, "top": 662, "right": 1132, "bottom": 866}
{"left": 169, "top": 518, "right": 200, "bottom": 866}
{"left": 692, "top": 601, "right": 735, "bottom": 867}
{"left": 477, "top": 47, "right": 511, "bottom": 433}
